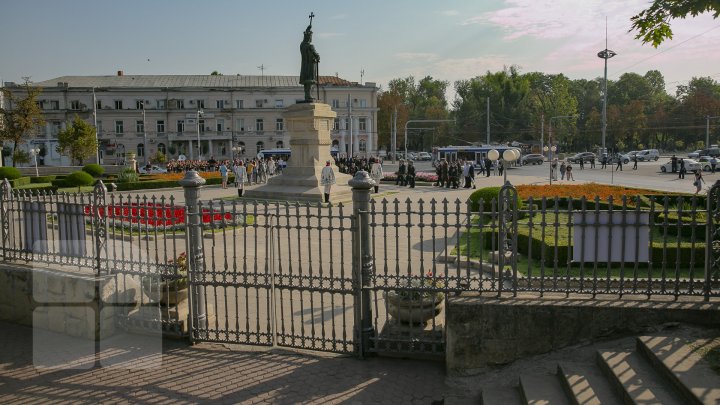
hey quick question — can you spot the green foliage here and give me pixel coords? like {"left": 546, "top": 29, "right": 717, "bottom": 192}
{"left": 30, "top": 175, "right": 56, "bottom": 183}
{"left": 12, "top": 149, "right": 30, "bottom": 165}
{"left": 64, "top": 171, "right": 95, "bottom": 188}
{"left": 117, "top": 168, "right": 139, "bottom": 183}
{"left": 630, "top": 0, "right": 720, "bottom": 47}
{"left": 469, "top": 187, "right": 503, "bottom": 212}
{"left": 9, "top": 176, "right": 30, "bottom": 188}
{"left": 0, "top": 166, "right": 22, "bottom": 180}
{"left": 57, "top": 115, "right": 98, "bottom": 165}
{"left": 82, "top": 164, "right": 105, "bottom": 177}
{"left": 0, "top": 82, "right": 45, "bottom": 166}
{"left": 150, "top": 151, "right": 167, "bottom": 164}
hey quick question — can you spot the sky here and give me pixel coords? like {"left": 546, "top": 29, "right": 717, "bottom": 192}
{"left": 1, "top": 0, "right": 719, "bottom": 102}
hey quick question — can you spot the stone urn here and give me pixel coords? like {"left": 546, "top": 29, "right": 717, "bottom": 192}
{"left": 385, "top": 290, "right": 444, "bottom": 325}
{"left": 142, "top": 277, "right": 189, "bottom": 305}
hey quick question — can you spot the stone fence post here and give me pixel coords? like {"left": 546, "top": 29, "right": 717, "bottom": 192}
{"left": 179, "top": 171, "right": 207, "bottom": 341}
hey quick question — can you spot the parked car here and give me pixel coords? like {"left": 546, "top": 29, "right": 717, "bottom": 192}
{"left": 636, "top": 149, "right": 660, "bottom": 161}
{"left": 416, "top": 152, "right": 432, "bottom": 161}
{"left": 660, "top": 159, "right": 700, "bottom": 173}
{"left": 620, "top": 151, "right": 640, "bottom": 164}
{"left": 567, "top": 152, "right": 595, "bottom": 164}
{"left": 697, "top": 156, "right": 718, "bottom": 172}
{"left": 699, "top": 147, "right": 720, "bottom": 158}
{"left": 521, "top": 154, "right": 545, "bottom": 165}
{"left": 688, "top": 149, "right": 703, "bottom": 159}
{"left": 139, "top": 165, "right": 168, "bottom": 174}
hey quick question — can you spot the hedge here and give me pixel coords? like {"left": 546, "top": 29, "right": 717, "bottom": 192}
{"left": 82, "top": 164, "right": 105, "bottom": 177}
{"left": 30, "top": 175, "right": 57, "bottom": 184}
{"left": 9, "top": 177, "right": 31, "bottom": 188}
{"left": 0, "top": 167, "right": 22, "bottom": 180}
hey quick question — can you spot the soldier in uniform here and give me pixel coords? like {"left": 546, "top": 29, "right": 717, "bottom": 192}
{"left": 396, "top": 159, "right": 407, "bottom": 186}
{"left": 406, "top": 160, "right": 416, "bottom": 188}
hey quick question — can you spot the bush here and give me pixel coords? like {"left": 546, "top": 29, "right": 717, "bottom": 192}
{"left": 82, "top": 164, "right": 105, "bottom": 177}
{"left": 30, "top": 175, "right": 56, "bottom": 184}
{"left": 64, "top": 171, "right": 95, "bottom": 188}
{"left": 0, "top": 167, "right": 22, "bottom": 180}
{"left": 9, "top": 177, "right": 31, "bottom": 188}
{"left": 117, "top": 168, "right": 139, "bottom": 183}
{"left": 469, "top": 186, "right": 524, "bottom": 212}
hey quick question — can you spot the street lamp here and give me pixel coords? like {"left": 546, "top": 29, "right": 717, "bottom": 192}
{"left": 487, "top": 149, "right": 519, "bottom": 185}
{"left": 543, "top": 145, "right": 557, "bottom": 184}
{"left": 232, "top": 146, "right": 243, "bottom": 160}
{"left": 597, "top": 47, "right": 617, "bottom": 155}
{"left": 29, "top": 147, "right": 40, "bottom": 177}
{"left": 196, "top": 109, "right": 204, "bottom": 160}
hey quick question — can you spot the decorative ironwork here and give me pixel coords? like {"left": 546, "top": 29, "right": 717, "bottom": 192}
{"left": 707, "top": 180, "right": 720, "bottom": 300}
{"left": 92, "top": 180, "right": 108, "bottom": 275}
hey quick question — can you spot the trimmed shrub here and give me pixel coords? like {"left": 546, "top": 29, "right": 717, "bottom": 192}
{"left": 9, "top": 177, "right": 31, "bottom": 188}
{"left": 117, "top": 168, "right": 139, "bottom": 183}
{"left": 64, "top": 171, "right": 95, "bottom": 188}
{"left": 469, "top": 186, "right": 525, "bottom": 212}
{"left": 0, "top": 167, "right": 22, "bottom": 180}
{"left": 82, "top": 164, "right": 105, "bottom": 177}
{"left": 30, "top": 175, "right": 57, "bottom": 184}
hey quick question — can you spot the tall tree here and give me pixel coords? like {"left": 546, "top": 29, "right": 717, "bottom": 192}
{"left": 631, "top": 0, "right": 720, "bottom": 47}
{"left": 57, "top": 115, "right": 99, "bottom": 165}
{"left": 0, "top": 81, "right": 45, "bottom": 166}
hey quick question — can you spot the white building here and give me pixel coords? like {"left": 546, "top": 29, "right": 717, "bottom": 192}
{"left": 3, "top": 72, "right": 379, "bottom": 166}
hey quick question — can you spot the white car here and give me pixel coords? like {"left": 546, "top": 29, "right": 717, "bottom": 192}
{"left": 659, "top": 159, "right": 700, "bottom": 173}
{"left": 139, "top": 165, "right": 168, "bottom": 174}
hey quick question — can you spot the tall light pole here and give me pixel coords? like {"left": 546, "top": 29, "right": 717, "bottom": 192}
{"left": 142, "top": 109, "right": 147, "bottom": 165}
{"left": 706, "top": 116, "right": 720, "bottom": 148}
{"left": 30, "top": 147, "right": 40, "bottom": 177}
{"left": 196, "top": 109, "right": 204, "bottom": 160}
{"left": 597, "top": 40, "right": 617, "bottom": 155}
{"left": 92, "top": 88, "right": 100, "bottom": 164}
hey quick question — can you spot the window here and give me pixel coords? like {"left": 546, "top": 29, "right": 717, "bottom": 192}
{"left": 157, "top": 100, "right": 166, "bottom": 109}
{"left": 157, "top": 143, "right": 166, "bottom": 154}
{"left": 359, "top": 99, "right": 367, "bottom": 108}
{"left": 359, "top": 118, "right": 367, "bottom": 131}
{"left": 256, "top": 141, "right": 264, "bottom": 154}
{"left": 216, "top": 119, "right": 224, "bottom": 132}
{"left": 115, "top": 120, "right": 124, "bottom": 134}
{"left": 136, "top": 120, "right": 144, "bottom": 134}
{"left": 136, "top": 100, "right": 144, "bottom": 110}
{"left": 344, "top": 118, "right": 349, "bottom": 130}
{"left": 236, "top": 119, "right": 245, "bottom": 132}
{"left": 332, "top": 99, "right": 340, "bottom": 108}
{"left": 333, "top": 118, "right": 340, "bottom": 130}
{"left": 275, "top": 99, "right": 284, "bottom": 108}
{"left": 236, "top": 100, "right": 244, "bottom": 109}
{"left": 71, "top": 100, "right": 81, "bottom": 110}
{"left": 52, "top": 121, "right": 62, "bottom": 136}
{"left": 177, "top": 120, "right": 185, "bottom": 134}
{"left": 96, "top": 100, "right": 102, "bottom": 110}
{"left": 255, "top": 119, "right": 264, "bottom": 132}
{"left": 275, "top": 118, "right": 284, "bottom": 131}
{"left": 199, "top": 119, "right": 205, "bottom": 134}
{"left": 114, "top": 100, "right": 123, "bottom": 110}
{"left": 137, "top": 143, "right": 145, "bottom": 157}
{"left": 359, "top": 139, "right": 367, "bottom": 152}
{"left": 255, "top": 99, "right": 264, "bottom": 108}
{"left": 97, "top": 121, "right": 103, "bottom": 134}
{"left": 216, "top": 100, "right": 224, "bottom": 109}
{"left": 156, "top": 120, "right": 165, "bottom": 134}
{"left": 50, "top": 101, "right": 59, "bottom": 110}
{"left": 196, "top": 100, "right": 205, "bottom": 109}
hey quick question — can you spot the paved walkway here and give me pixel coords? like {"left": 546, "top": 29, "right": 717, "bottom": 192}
{"left": 0, "top": 321, "right": 446, "bottom": 404}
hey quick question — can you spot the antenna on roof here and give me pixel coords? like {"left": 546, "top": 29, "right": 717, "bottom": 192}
{"left": 360, "top": 69, "right": 365, "bottom": 85}
{"left": 258, "top": 64, "right": 268, "bottom": 80}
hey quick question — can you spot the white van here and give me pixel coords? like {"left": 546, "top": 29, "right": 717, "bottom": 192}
{"left": 636, "top": 149, "right": 659, "bottom": 161}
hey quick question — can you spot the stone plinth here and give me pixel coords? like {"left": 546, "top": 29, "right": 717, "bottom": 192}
{"left": 244, "top": 103, "right": 353, "bottom": 203}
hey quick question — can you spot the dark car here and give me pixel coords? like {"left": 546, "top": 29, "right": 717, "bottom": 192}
{"left": 521, "top": 154, "right": 544, "bottom": 165}
{"left": 567, "top": 152, "right": 596, "bottom": 164}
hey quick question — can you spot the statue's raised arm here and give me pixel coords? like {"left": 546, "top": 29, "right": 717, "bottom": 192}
{"left": 300, "top": 12, "right": 320, "bottom": 102}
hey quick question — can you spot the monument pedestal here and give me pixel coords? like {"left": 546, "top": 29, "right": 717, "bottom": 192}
{"left": 244, "top": 102, "right": 353, "bottom": 203}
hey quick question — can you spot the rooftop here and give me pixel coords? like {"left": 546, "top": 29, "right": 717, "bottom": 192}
{"left": 23, "top": 75, "right": 363, "bottom": 89}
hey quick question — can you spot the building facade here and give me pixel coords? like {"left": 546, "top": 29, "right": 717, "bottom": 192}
{"left": 3, "top": 73, "right": 379, "bottom": 166}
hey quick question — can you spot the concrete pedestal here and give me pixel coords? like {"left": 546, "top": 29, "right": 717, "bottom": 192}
{"left": 244, "top": 102, "right": 352, "bottom": 203}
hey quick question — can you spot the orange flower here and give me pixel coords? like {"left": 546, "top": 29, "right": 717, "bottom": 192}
{"left": 515, "top": 183, "right": 669, "bottom": 202}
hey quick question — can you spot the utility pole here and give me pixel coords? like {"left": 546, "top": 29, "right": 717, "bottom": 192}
{"left": 392, "top": 107, "right": 397, "bottom": 163}
{"left": 540, "top": 114, "right": 544, "bottom": 157}
{"left": 347, "top": 94, "right": 353, "bottom": 158}
{"left": 486, "top": 97, "right": 490, "bottom": 145}
{"left": 93, "top": 88, "right": 100, "bottom": 164}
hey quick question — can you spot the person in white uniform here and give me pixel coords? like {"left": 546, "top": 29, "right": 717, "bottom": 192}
{"left": 320, "top": 160, "right": 336, "bottom": 203}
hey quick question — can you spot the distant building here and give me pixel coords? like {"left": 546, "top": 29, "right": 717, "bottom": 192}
{"left": 2, "top": 72, "right": 379, "bottom": 166}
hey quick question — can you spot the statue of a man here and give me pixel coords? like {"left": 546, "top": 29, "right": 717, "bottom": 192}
{"left": 300, "top": 23, "right": 320, "bottom": 102}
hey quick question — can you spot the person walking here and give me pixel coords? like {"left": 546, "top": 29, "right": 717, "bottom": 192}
{"left": 678, "top": 158, "right": 686, "bottom": 179}
{"left": 579, "top": 159, "right": 584, "bottom": 170}
{"left": 406, "top": 160, "right": 416, "bottom": 188}
{"left": 694, "top": 170, "right": 705, "bottom": 194}
{"left": 590, "top": 157, "right": 595, "bottom": 169}
{"left": 551, "top": 158, "right": 558, "bottom": 180}
{"left": 560, "top": 161, "right": 566, "bottom": 180}
{"left": 712, "top": 156, "right": 718, "bottom": 174}
{"left": 219, "top": 161, "right": 229, "bottom": 189}
{"left": 485, "top": 157, "right": 492, "bottom": 177}
{"left": 615, "top": 156, "right": 623, "bottom": 171}
{"left": 671, "top": 154, "right": 678, "bottom": 173}
{"left": 600, "top": 154, "right": 607, "bottom": 169}
{"left": 369, "top": 158, "right": 384, "bottom": 193}
{"left": 233, "top": 161, "right": 247, "bottom": 197}
{"left": 396, "top": 159, "right": 407, "bottom": 186}
{"left": 566, "top": 163, "right": 574, "bottom": 181}
{"left": 320, "top": 160, "right": 336, "bottom": 203}
{"left": 632, "top": 154, "right": 638, "bottom": 170}
{"left": 462, "top": 161, "right": 472, "bottom": 188}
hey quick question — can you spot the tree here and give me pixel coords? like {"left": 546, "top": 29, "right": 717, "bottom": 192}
{"left": 631, "top": 1, "right": 720, "bottom": 47}
{"left": 210, "top": 71, "right": 223, "bottom": 76}
{"left": 57, "top": 115, "right": 99, "bottom": 165}
{"left": 0, "top": 81, "right": 45, "bottom": 166}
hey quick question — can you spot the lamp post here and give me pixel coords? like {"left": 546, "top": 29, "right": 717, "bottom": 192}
{"left": 487, "top": 149, "right": 520, "bottom": 185}
{"left": 706, "top": 116, "right": 720, "bottom": 148}
{"left": 597, "top": 48, "right": 616, "bottom": 155}
{"left": 196, "top": 109, "right": 204, "bottom": 160}
{"left": 232, "top": 146, "right": 243, "bottom": 160}
{"left": 141, "top": 109, "right": 147, "bottom": 165}
{"left": 543, "top": 145, "right": 557, "bottom": 184}
{"left": 30, "top": 147, "right": 40, "bottom": 177}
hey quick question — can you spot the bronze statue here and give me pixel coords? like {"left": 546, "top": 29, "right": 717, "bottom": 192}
{"left": 300, "top": 12, "right": 320, "bottom": 102}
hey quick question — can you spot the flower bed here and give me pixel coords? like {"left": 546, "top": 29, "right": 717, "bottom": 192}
{"left": 382, "top": 171, "right": 438, "bottom": 182}
{"left": 83, "top": 203, "right": 235, "bottom": 227}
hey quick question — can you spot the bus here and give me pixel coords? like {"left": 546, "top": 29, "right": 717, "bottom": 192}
{"left": 433, "top": 145, "right": 522, "bottom": 164}
{"left": 257, "top": 148, "right": 291, "bottom": 161}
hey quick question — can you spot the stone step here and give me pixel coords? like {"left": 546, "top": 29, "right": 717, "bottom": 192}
{"left": 637, "top": 336, "right": 720, "bottom": 405}
{"left": 596, "top": 350, "right": 685, "bottom": 405}
{"left": 480, "top": 386, "right": 523, "bottom": 405}
{"left": 519, "top": 374, "right": 571, "bottom": 405}
{"left": 557, "top": 362, "right": 622, "bottom": 405}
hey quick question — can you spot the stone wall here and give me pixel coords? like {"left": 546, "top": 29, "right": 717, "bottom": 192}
{"left": 445, "top": 293, "right": 720, "bottom": 372}
{"left": 0, "top": 264, "right": 139, "bottom": 339}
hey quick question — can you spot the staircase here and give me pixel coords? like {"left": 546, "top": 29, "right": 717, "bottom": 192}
{"left": 476, "top": 335, "right": 720, "bottom": 405}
